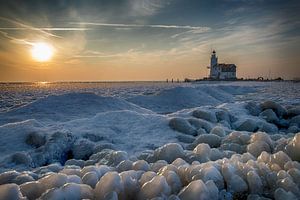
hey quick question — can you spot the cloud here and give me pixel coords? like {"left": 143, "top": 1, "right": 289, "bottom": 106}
{"left": 0, "top": 27, "right": 91, "bottom": 31}
{"left": 0, "top": 17, "right": 62, "bottom": 38}
{"left": 70, "top": 22, "right": 210, "bottom": 30}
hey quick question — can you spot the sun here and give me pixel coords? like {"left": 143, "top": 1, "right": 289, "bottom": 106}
{"left": 31, "top": 42, "right": 54, "bottom": 62}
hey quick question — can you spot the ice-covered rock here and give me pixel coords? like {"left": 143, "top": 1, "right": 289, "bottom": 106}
{"left": 192, "top": 109, "right": 217, "bottom": 123}
{"left": 188, "top": 118, "right": 213, "bottom": 133}
{"left": 95, "top": 172, "right": 124, "bottom": 199}
{"left": 210, "top": 126, "right": 226, "bottom": 137}
{"left": 153, "top": 143, "right": 185, "bottom": 163}
{"left": 290, "top": 115, "right": 300, "bottom": 127}
{"left": 178, "top": 180, "right": 210, "bottom": 200}
{"left": 245, "top": 101, "right": 261, "bottom": 116}
{"left": 138, "top": 175, "right": 171, "bottom": 199}
{"left": 259, "top": 109, "right": 279, "bottom": 123}
{"left": 274, "top": 187, "right": 298, "bottom": 200}
{"left": 132, "top": 160, "right": 150, "bottom": 171}
{"left": 215, "top": 109, "right": 231, "bottom": 123}
{"left": 25, "top": 131, "right": 46, "bottom": 148}
{"left": 169, "top": 117, "right": 197, "bottom": 136}
{"left": 38, "top": 173, "right": 68, "bottom": 191}
{"left": 11, "top": 152, "right": 33, "bottom": 166}
{"left": 260, "top": 101, "right": 287, "bottom": 117}
{"left": 0, "top": 183, "right": 26, "bottom": 200}
{"left": 65, "top": 159, "right": 85, "bottom": 168}
{"left": 82, "top": 171, "right": 99, "bottom": 188}
{"left": 191, "top": 134, "right": 221, "bottom": 148}
{"left": 71, "top": 139, "right": 95, "bottom": 160}
{"left": 20, "top": 181, "right": 45, "bottom": 200}
{"left": 39, "top": 183, "right": 94, "bottom": 200}
{"left": 285, "top": 133, "right": 300, "bottom": 162}
{"left": 0, "top": 170, "right": 20, "bottom": 185}
{"left": 236, "top": 119, "right": 259, "bottom": 132}
{"left": 246, "top": 171, "right": 263, "bottom": 194}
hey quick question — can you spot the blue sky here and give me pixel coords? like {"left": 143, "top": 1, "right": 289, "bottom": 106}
{"left": 0, "top": 0, "right": 299, "bottom": 81}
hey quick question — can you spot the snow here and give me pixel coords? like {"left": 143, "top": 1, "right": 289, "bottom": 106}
{"left": 0, "top": 81, "right": 299, "bottom": 199}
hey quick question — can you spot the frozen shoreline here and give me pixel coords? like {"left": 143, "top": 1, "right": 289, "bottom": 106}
{"left": 0, "top": 82, "right": 299, "bottom": 199}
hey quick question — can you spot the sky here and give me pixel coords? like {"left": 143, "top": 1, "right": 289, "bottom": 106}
{"left": 0, "top": 0, "right": 299, "bottom": 81}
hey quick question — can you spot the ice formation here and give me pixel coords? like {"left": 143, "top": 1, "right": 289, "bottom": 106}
{"left": 0, "top": 82, "right": 299, "bottom": 199}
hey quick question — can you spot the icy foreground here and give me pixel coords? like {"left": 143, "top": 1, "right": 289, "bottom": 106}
{"left": 0, "top": 82, "right": 299, "bottom": 199}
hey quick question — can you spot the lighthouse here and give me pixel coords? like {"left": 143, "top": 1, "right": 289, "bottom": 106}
{"left": 210, "top": 50, "right": 218, "bottom": 78}
{"left": 208, "top": 50, "right": 237, "bottom": 80}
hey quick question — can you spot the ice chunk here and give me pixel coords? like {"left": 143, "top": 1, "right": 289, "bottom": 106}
{"left": 38, "top": 173, "right": 68, "bottom": 190}
{"left": 0, "top": 170, "right": 20, "bottom": 184}
{"left": 245, "top": 101, "right": 261, "bottom": 116}
{"left": 169, "top": 117, "right": 197, "bottom": 136}
{"left": 132, "top": 160, "right": 150, "bottom": 171}
{"left": 94, "top": 172, "right": 124, "bottom": 199}
{"left": 259, "top": 109, "right": 279, "bottom": 123}
{"left": 192, "top": 134, "right": 221, "bottom": 148}
{"left": 237, "top": 119, "right": 259, "bottom": 132}
{"left": 139, "top": 171, "right": 157, "bottom": 186}
{"left": 192, "top": 110, "right": 217, "bottom": 123}
{"left": 11, "top": 152, "right": 33, "bottom": 166}
{"left": 193, "top": 143, "right": 211, "bottom": 162}
{"left": 285, "top": 133, "right": 300, "bottom": 162}
{"left": 72, "top": 139, "right": 95, "bottom": 160}
{"left": 39, "top": 183, "right": 94, "bottom": 200}
{"left": 247, "top": 141, "right": 271, "bottom": 157}
{"left": 65, "top": 159, "right": 85, "bottom": 168}
{"left": 247, "top": 171, "right": 263, "bottom": 194}
{"left": 199, "top": 165, "right": 224, "bottom": 189}
{"left": 260, "top": 101, "right": 287, "bottom": 117}
{"left": 82, "top": 171, "right": 99, "bottom": 188}
{"left": 274, "top": 187, "right": 298, "bottom": 200}
{"left": 178, "top": 180, "right": 209, "bottom": 200}
{"left": 159, "top": 170, "right": 182, "bottom": 194}
{"left": 210, "top": 126, "right": 226, "bottom": 137}
{"left": 13, "top": 174, "right": 35, "bottom": 185}
{"left": 20, "top": 181, "right": 45, "bottom": 200}
{"left": 25, "top": 131, "right": 46, "bottom": 148}
{"left": 116, "top": 160, "right": 133, "bottom": 172}
{"left": 0, "top": 183, "right": 26, "bottom": 200}
{"left": 188, "top": 118, "right": 212, "bottom": 133}
{"left": 138, "top": 175, "right": 171, "bottom": 200}
{"left": 270, "top": 151, "right": 292, "bottom": 169}
{"left": 154, "top": 143, "right": 185, "bottom": 163}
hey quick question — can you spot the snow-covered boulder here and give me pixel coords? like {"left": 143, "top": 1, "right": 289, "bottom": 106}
{"left": 72, "top": 139, "right": 95, "bottom": 160}
{"left": 188, "top": 118, "right": 212, "bottom": 133}
{"left": 210, "top": 126, "right": 226, "bottom": 137}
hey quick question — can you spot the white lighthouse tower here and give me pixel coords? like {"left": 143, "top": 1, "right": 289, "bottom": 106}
{"left": 209, "top": 50, "right": 219, "bottom": 78}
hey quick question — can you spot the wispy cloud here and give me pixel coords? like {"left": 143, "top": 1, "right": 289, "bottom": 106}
{"left": 0, "top": 17, "right": 63, "bottom": 38}
{"left": 0, "top": 27, "right": 91, "bottom": 31}
{"left": 70, "top": 22, "right": 210, "bottom": 30}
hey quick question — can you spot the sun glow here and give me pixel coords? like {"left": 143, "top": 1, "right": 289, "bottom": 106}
{"left": 31, "top": 42, "right": 54, "bottom": 62}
